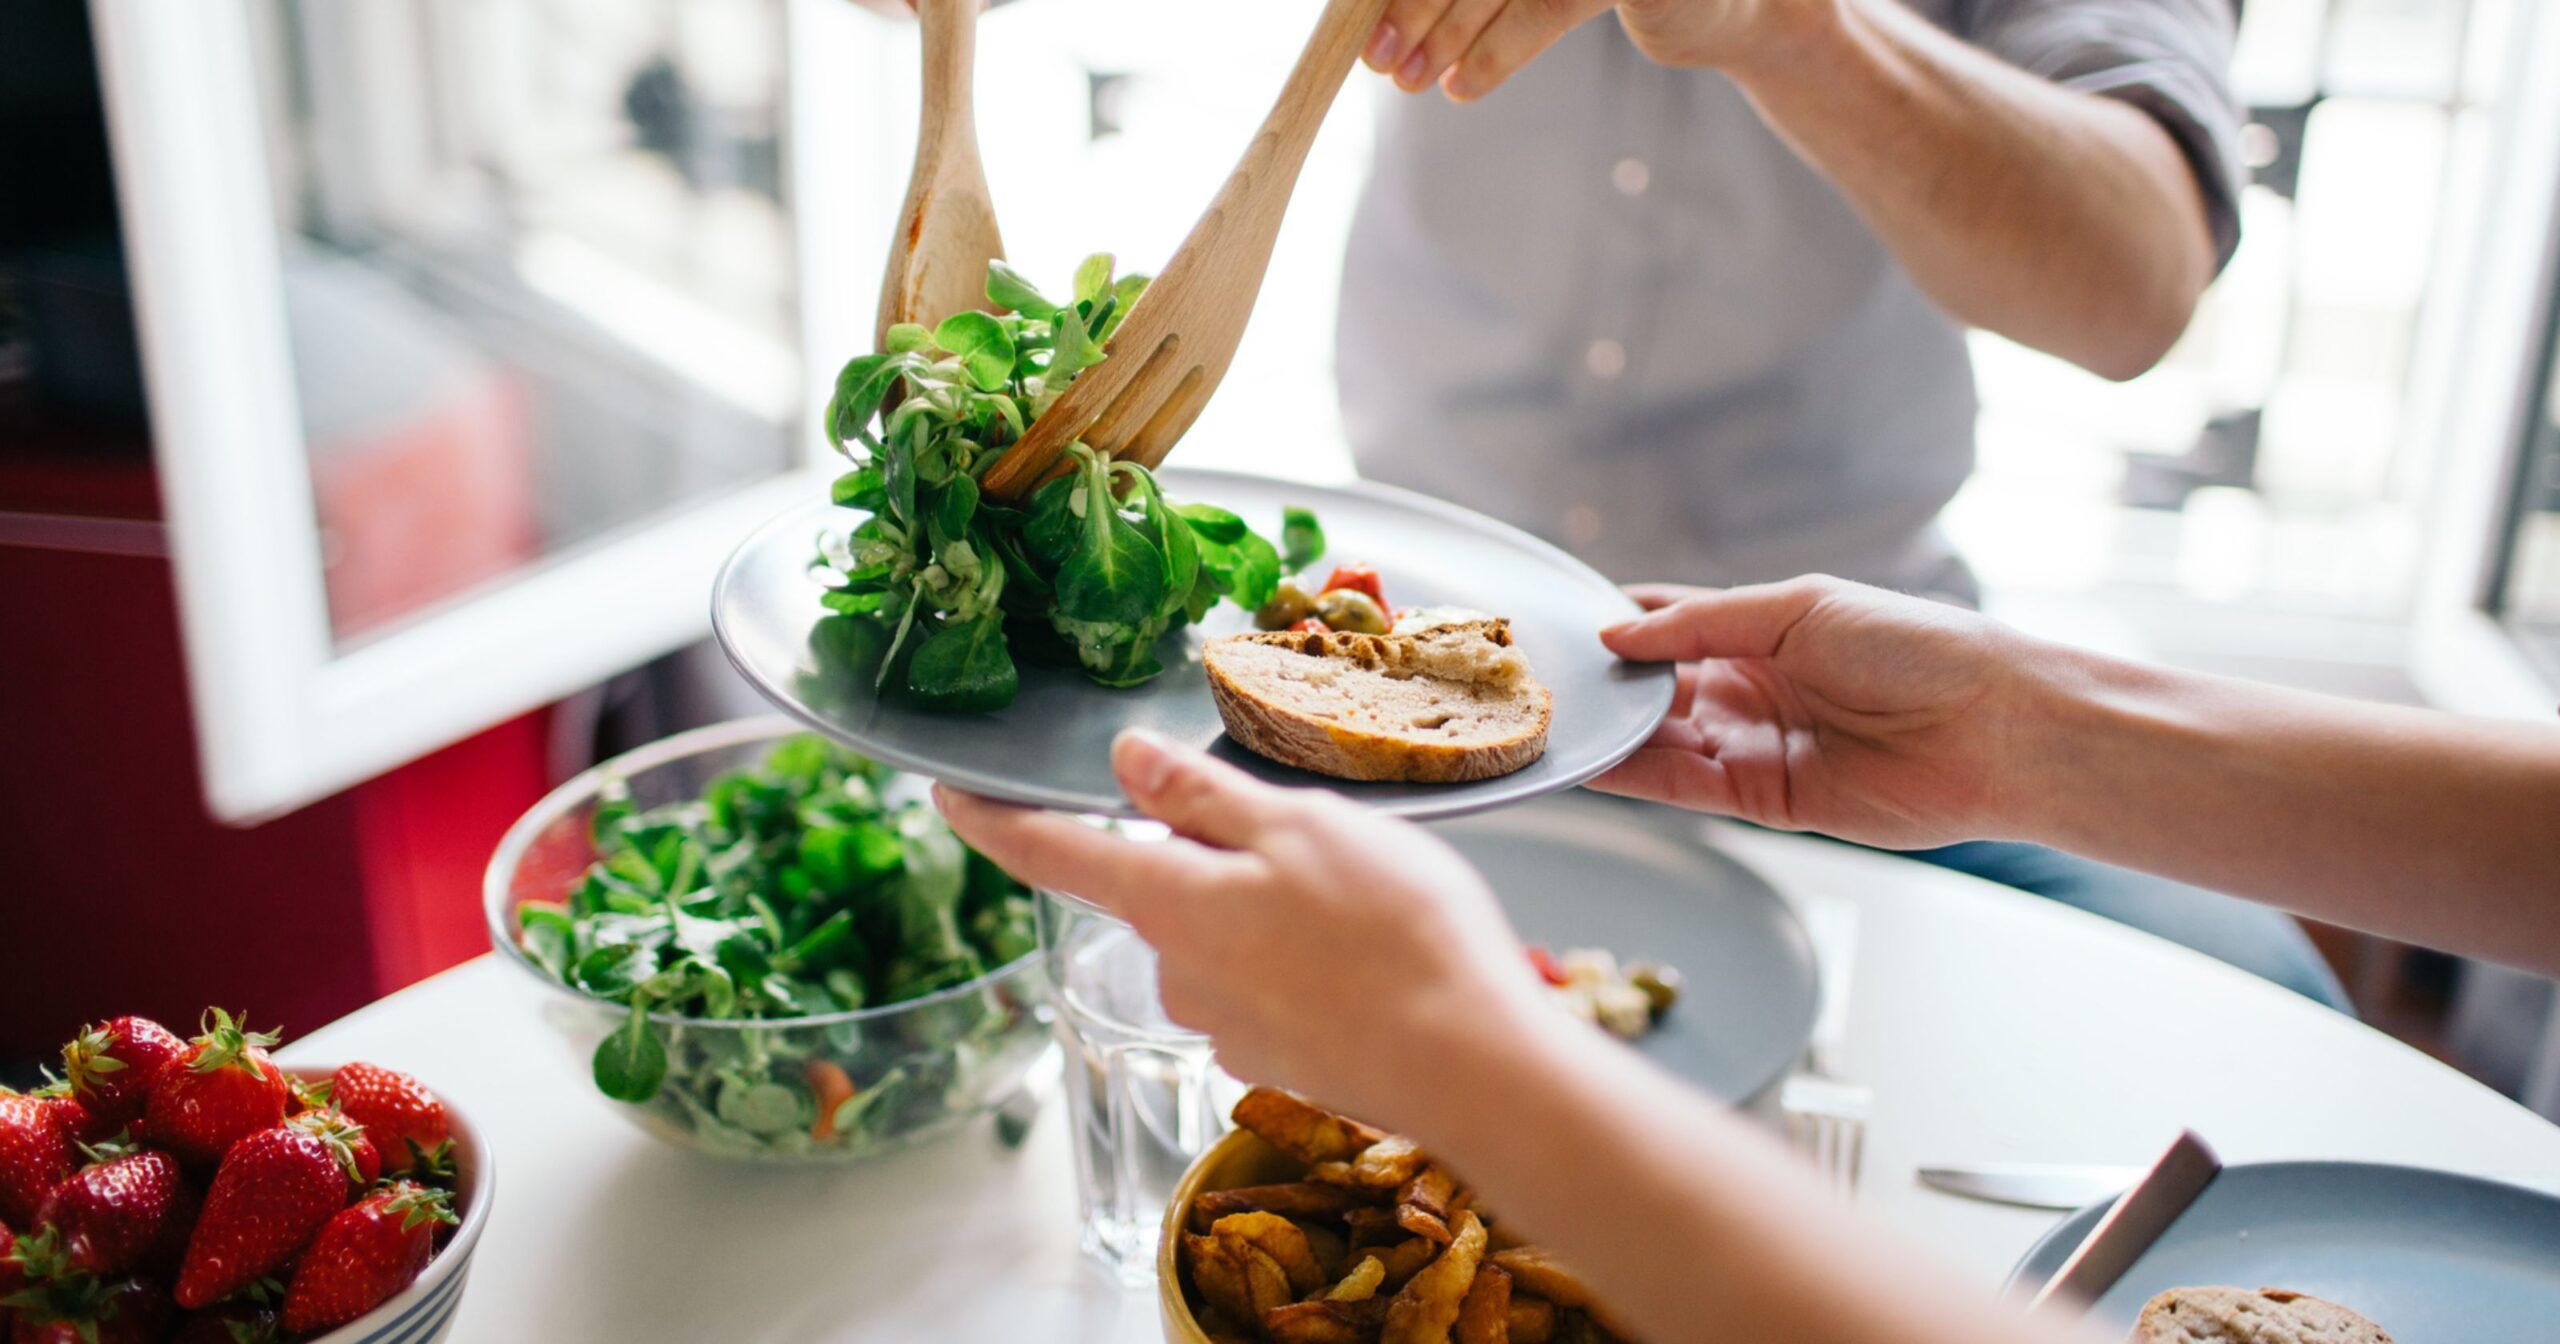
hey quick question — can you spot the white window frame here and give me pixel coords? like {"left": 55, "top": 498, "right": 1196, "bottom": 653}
{"left": 87, "top": 0, "right": 901, "bottom": 822}
{"left": 2410, "top": 0, "right": 2560, "bottom": 720}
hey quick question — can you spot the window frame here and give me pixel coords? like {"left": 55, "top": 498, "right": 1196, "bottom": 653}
{"left": 2409, "top": 0, "right": 2560, "bottom": 719}
{"left": 87, "top": 0, "right": 901, "bottom": 821}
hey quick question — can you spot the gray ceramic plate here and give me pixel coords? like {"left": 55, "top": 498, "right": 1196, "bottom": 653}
{"left": 1432, "top": 792, "right": 1818, "bottom": 1104}
{"left": 2006, "top": 1162, "right": 2560, "bottom": 1340}
{"left": 711, "top": 468, "right": 1675, "bottom": 820}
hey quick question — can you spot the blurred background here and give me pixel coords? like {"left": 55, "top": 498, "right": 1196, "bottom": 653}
{"left": 3, "top": 0, "right": 2555, "bottom": 1110}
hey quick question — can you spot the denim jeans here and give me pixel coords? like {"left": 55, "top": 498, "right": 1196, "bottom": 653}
{"left": 1900, "top": 840, "right": 2355, "bottom": 1014}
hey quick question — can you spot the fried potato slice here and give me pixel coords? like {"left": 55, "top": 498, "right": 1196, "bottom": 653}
{"left": 1192, "top": 1182, "right": 1374, "bottom": 1232}
{"left": 1187, "top": 1232, "right": 1258, "bottom": 1328}
{"left": 1344, "top": 1206, "right": 1405, "bottom": 1248}
{"left": 1398, "top": 1206, "right": 1453, "bottom": 1245}
{"left": 1368, "top": 1237, "right": 1441, "bottom": 1291}
{"left": 1302, "top": 1220, "right": 1350, "bottom": 1280}
{"left": 1213, "top": 1212, "right": 1327, "bottom": 1298}
{"left": 1455, "top": 1263, "right": 1512, "bottom": 1344}
{"left": 1395, "top": 1163, "right": 1458, "bottom": 1242}
{"left": 1350, "top": 1135, "right": 1431, "bottom": 1187}
{"left": 1486, "top": 1250, "right": 1635, "bottom": 1341}
{"left": 1312, "top": 1134, "right": 1430, "bottom": 1190}
{"left": 1382, "top": 1208, "right": 1488, "bottom": 1344}
{"left": 1234, "top": 1241, "right": 1300, "bottom": 1318}
{"left": 1233, "top": 1088, "right": 1386, "bottom": 1165}
{"left": 1399, "top": 1165, "right": 1455, "bottom": 1221}
{"left": 1325, "top": 1255, "right": 1387, "bottom": 1303}
{"left": 1264, "top": 1297, "right": 1392, "bottom": 1344}
{"left": 1506, "top": 1297, "right": 1557, "bottom": 1344}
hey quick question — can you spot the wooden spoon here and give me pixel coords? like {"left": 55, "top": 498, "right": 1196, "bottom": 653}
{"left": 977, "top": 0, "right": 1391, "bottom": 498}
{"left": 877, "top": 0, "right": 1005, "bottom": 347}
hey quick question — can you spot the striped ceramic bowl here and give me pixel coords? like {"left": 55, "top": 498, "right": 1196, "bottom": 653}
{"left": 286, "top": 1066, "right": 495, "bottom": 1344}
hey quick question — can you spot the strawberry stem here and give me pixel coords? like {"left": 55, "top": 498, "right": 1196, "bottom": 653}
{"left": 189, "top": 1007, "right": 282, "bottom": 1076}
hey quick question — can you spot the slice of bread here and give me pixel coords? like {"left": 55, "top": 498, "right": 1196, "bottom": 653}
{"left": 1203, "top": 619, "right": 1552, "bottom": 783}
{"left": 2129, "top": 1287, "right": 2392, "bottom": 1344}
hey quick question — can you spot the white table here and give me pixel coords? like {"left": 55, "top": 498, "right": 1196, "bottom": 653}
{"left": 285, "top": 830, "right": 2560, "bottom": 1343}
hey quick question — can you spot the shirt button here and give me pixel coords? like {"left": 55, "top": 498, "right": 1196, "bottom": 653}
{"left": 1585, "top": 339, "right": 1627, "bottom": 380}
{"left": 1612, "top": 158, "right": 1650, "bottom": 196}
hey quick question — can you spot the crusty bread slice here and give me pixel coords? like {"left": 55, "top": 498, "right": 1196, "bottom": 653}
{"left": 1203, "top": 619, "right": 1552, "bottom": 783}
{"left": 2129, "top": 1287, "right": 2392, "bottom": 1344}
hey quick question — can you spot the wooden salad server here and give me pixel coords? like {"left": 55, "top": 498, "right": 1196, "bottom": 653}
{"left": 877, "top": 0, "right": 1006, "bottom": 348}
{"left": 977, "top": 0, "right": 1392, "bottom": 498}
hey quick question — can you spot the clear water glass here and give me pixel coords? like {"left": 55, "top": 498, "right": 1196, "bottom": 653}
{"left": 1040, "top": 886, "right": 1236, "bottom": 1285}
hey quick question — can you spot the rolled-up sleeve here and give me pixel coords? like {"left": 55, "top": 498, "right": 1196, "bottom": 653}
{"left": 1959, "top": 0, "right": 2247, "bottom": 269}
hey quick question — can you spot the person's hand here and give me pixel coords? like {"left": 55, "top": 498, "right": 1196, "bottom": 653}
{"left": 1363, "top": 0, "right": 1836, "bottom": 102}
{"left": 935, "top": 731, "right": 1548, "bottom": 1129}
{"left": 1590, "top": 576, "right": 2040, "bottom": 849}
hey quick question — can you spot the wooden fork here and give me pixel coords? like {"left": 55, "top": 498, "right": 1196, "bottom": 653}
{"left": 977, "top": 0, "right": 1391, "bottom": 499}
{"left": 877, "top": 0, "right": 1006, "bottom": 348}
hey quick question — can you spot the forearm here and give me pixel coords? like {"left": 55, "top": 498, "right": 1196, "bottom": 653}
{"left": 1408, "top": 1006, "right": 2082, "bottom": 1344}
{"left": 2014, "top": 649, "right": 2560, "bottom": 975}
{"left": 1722, "top": 0, "right": 2214, "bottom": 379}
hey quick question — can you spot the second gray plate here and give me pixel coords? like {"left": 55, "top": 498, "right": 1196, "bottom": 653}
{"left": 1433, "top": 792, "right": 1819, "bottom": 1105}
{"left": 2006, "top": 1162, "right": 2560, "bottom": 1340}
{"left": 711, "top": 468, "right": 1675, "bottom": 821}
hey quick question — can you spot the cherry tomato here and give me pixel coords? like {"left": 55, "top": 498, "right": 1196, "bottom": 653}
{"left": 1290, "top": 618, "right": 1330, "bottom": 634}
{"left": 1526, "top": 946, "right": 1569, "bottom": 987}
{"left": 1321, "top": 564, "right": 1386, "bottom": 609}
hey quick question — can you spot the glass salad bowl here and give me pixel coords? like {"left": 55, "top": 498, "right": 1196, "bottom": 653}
{"left": 484, "top": 718, "right": 1053, "bottom": 1163}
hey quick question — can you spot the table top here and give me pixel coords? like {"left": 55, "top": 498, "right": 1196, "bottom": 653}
{"left": 285, "top": 827, "right": 2560, "bottom": 1343}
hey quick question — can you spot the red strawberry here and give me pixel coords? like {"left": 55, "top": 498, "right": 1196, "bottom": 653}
{"left": 173, "top": 1125, "right": 357, "bottom": 1310}
{"left": 6, "top": 1270, "right": 176, "bottom": 1344}
{"left": 0, "top": 1096, "right": 77, "bottom": 1229}
{"left": 284, "top": 1112, "right": 378, "bottom": 1188}
{"left": 278, "top": 1183, "right": 452, "bottom": 1333}
{"left": 326, "top": 1066, "right": 447, "bottom": 1175}
{"left": 52, "top": 1105, "right": 113, "bottom": 1154}
{"left": 34, "top": 1140, "right": 196, "bottom": 1278}
{"left": 60, "top": 1020, "right": 186, "bottom": 1132}
{"left": 147, "top": 1012, "right": 286, "bottom": 1170}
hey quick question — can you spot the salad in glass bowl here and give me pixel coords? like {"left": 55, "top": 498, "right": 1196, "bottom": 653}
{"left": 484, "top": 719, "right": 1051, "bottom": 1162}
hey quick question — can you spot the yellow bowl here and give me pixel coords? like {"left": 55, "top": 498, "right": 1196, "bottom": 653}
{"left": 1157, "top": 1129, "right": 1309, "bottom": 1343}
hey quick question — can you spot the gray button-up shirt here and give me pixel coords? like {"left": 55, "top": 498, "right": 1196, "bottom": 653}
{"left": 1336, "top": 1, "right": 2243, "bottom": 603}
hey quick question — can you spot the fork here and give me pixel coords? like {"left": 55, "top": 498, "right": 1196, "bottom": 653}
{"left": 975, "top": 0, "right": 1391, "bottom": 498}
{"left": 1779, "top": 875, "right": 1872, "bottom": 1195}
{"left": 877, "top": 0, "right": 1006, "bottom": 349}
{"left": 1783, "top": 1073, "right": 1872, "bottom": 1196}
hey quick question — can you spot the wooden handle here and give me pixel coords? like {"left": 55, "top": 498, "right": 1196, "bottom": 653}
{"left": 915, "top": 0, "right": 979, "bottom": 152}
{"left": 1260, "top": 0, "right": 1392, "bottom": 177}
{"left": 880, "top": 0, "right": 1003, "bottom": 347}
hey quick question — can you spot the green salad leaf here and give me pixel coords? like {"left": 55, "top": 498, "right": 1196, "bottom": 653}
{"left": 812, "top": 255, "right": 1322, "bottom": 712}
{"left": 517, "top": 735, "right": 1046, "bottom": 1155}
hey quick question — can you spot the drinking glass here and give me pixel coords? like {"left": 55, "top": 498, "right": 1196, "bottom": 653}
{"left": 1039, "top": 885, "right": 1237, "bottom": 1285}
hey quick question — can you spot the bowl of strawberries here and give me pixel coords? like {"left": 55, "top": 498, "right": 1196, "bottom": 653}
{"left": 0, "top": 1011, "right": 492, "bottom": 1344}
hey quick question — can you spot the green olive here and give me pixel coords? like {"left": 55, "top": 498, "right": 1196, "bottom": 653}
{"left": 1313, "top": 588, "right": 1391, "bottom": 634}
{"left": 1627, "top": 961, "right": 1683, "bottom": 1016}
{"left": 1254, "top": 576, "right": 1319, "bottom": 630}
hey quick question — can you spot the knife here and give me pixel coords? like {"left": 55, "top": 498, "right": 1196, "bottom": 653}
{"left": 1917, "top": 1162, "right": 2137, "bottom": 1211}
{"left": 2026, "top": 1130, "right": 2220, "bottom": 1313}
